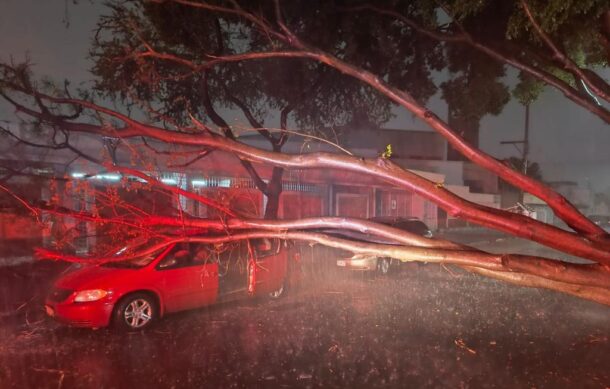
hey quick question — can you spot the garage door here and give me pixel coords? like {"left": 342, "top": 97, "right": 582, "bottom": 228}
{"left": 335, "top": 193, "right": 369, "bottom": 218}
{"left": 280, "top": 193, "right": 323, "bottom": 219}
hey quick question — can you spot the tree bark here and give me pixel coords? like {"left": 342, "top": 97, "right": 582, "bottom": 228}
{"left": 263, "top": 166, "right": 284, "bottom": 219}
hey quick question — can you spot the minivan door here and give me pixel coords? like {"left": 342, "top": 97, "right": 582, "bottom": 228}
{"left": 155, "top": 243, "right": 218, "bottom": 312}
{"left": 250, "top": 238, "right": 287, "bottom": 294}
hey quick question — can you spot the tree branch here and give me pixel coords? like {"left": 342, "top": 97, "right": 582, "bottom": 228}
{"left": 34, "top": 228, "right": 610, "bottom": 305}
{"left": 30, "top": 110, "right": 610, "bottom": 264}
{"left": 521, "top": 0, "right": 610, "bottom": 104}
{"left": 105, "top": 165, "right": 238, "bottom": 217}
{"left": 199, "top": 71, "right": 268, "bottom": 193}
{"left": 115, "top": 17, "right": 607, "bottom": 237}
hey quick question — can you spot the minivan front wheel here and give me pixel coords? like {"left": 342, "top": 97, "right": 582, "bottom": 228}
{"left": 113, "top": 293, "right": 157, "bottom": 331}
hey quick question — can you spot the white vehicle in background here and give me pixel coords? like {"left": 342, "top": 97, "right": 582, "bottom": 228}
{"left": 335, "top": 217, "right": 433, "bottom": 275}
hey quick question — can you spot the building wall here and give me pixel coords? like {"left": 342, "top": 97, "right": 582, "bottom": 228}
{"left": 396, "top": 159, "right": 499, "bottom": 194}
{"left": 440, "top": 184, "right": 501, "bottom": 228}
{"left": 344, "top": 130, "right": 446, "bottom": 160}
{"left": 548, "top": 181, "right": 592, "bottom": 211}
{"left": 279, "top": 192, "right": 325, "bottom": 219}
{"left": 373, "top": 189, "right": 438, "bottom": 229}
{"left": 399, "top": 159, "right": 464, "bottom": 186}
{"left": 332, "top": 184, "right": 375, "bottom": 219}
{"left": 463, "top": 163, "right": 499, "bottom": 194}
{"left": 375, "top": 189, "right": 413, "bottom": 218}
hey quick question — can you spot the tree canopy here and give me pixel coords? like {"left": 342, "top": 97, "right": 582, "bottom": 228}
{"left": 91, "top": 0, "right": 610, "bottom": 129}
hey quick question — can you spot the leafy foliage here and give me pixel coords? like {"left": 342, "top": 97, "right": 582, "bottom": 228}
{"left": 90, "top": 0, "right": 445, "bottom": 131}
{"left": 90, "top": 0, "right": 610, "bottom": 137}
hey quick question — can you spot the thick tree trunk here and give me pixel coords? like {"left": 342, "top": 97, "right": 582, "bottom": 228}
{"left": 263, "top": 192, "right": 280, "bottom": 219}
{"left": 263, "top": 139, "right": 286, "bottom": 219}
{"left": 263, "top": 166, "right": 284, "bottom": 219}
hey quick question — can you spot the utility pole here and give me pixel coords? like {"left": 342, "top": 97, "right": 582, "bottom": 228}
{"left": 500, "top": 103, "right": 531, "bottom": 204}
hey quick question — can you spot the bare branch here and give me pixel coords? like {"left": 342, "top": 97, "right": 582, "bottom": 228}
{"left": 468, "top": 266, "right": 610, "bottom": 306}
{"left": 167, "top": 150, "right": 211, "bottom": 168}
{"left": 521, "top": 0, "right": 610, "bottom": 103}
{"left": 348, "top": 5, "right": 610, "bottom": 125}
{"left": 104, "top": 165, "right": 238, "bottom": 217}
{"left": 0, "top": 124, "right": 102, "bottom": 165}
{"left": 158, "top": 0, "right": 288, "bottom": 43}
{"left": 0, "top": 182, "right": 40, "bottom": 219}
{"left": 199, "top": 71, "right": 268, "bottom": 192}
{"left": 233, "top": 125, "right": 354, "bottom": 156}
{"left": 343, "top": 5, "right": 467, "bottom": 43}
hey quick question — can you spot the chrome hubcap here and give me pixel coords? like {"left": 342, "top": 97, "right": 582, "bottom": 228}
{"left": 124, "top": 299, "right": 152, "bottom": 328}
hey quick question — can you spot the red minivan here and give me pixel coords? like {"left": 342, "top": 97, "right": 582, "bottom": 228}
{"left": 45, "top": 238, "right": 296, "bottom": 330}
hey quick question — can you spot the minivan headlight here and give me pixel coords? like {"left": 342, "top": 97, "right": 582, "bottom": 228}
{"left": 73, "top": 289, "right": 108, "bottom": 302}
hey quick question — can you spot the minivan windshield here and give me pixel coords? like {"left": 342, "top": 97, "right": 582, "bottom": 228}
{"left": 102, "top": 246, "right": 165, "bottom": 269}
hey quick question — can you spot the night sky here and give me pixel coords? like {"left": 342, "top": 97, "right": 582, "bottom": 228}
{"left": 1, "top": 0, "right": 609, "bottom": 193}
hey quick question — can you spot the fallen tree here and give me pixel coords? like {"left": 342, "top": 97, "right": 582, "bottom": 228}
{"left": 1, "top": 0, "right": 610, "bottom": 306}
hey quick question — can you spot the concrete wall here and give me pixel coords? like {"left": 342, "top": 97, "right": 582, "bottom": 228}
{"left": 548, "top": 182, "right": 592, "bottom": 210}
{"left": 463, "top": 163, "right": 499, "bottom": 194}
{"left": 396, "top": 159, "right": 499, "bottom": 194}
{"left": 398, "top": 159, "right": 464, "bottom": 186}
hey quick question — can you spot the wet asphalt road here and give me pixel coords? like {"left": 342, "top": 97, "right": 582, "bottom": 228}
{"left": 0, "top": 240, "right": 609, "bottom": 388}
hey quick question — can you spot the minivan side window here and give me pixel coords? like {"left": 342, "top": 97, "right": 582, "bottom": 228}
{"left": 191, "top": 244, "right": 211, "bottom": 264}
{"left": 157, "top": 243, "right": 201, "bottom": 270}
{"left": 251, "top": 238, "right": 279, "bottom": 258}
